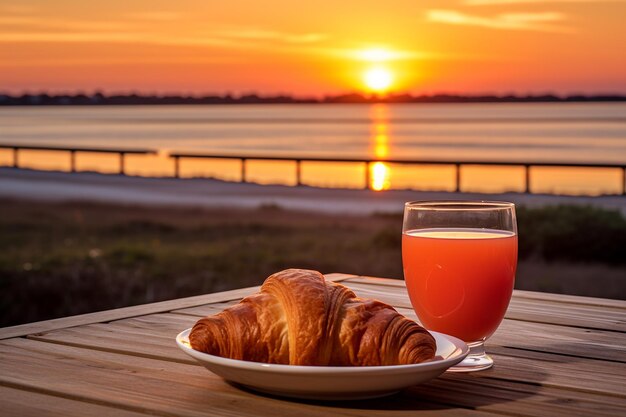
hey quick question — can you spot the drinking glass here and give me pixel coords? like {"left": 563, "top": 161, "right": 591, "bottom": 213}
{"left": 402, "top": 201, "right": 517, "bottom": 372}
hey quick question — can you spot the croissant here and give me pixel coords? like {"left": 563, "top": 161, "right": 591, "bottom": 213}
{"left": 189, "top": 269, "right": 436, "bottom": 366}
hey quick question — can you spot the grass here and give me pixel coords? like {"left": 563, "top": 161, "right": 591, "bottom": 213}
{"left": 517, "top": 205, "right": 626, "bottom": 265}
{"left": 1, "top": 199, "right": 624, "bottom": 326}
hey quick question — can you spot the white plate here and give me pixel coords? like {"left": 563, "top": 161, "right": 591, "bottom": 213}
{"left": 176, "top": 328, "right": 469, "bottom": 400}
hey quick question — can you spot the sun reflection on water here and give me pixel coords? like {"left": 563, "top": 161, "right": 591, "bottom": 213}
{"left": 371, "top": 162, "right": 390, "bottom": 191}
{"left": 370, "top": 105, "right": 391, "bottom": 191}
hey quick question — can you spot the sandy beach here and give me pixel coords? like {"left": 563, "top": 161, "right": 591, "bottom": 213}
{"left": 1, "top": 167, "right": 625, "bottom": 214}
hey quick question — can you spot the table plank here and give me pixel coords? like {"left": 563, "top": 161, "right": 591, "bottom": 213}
{"left": 0, "top": 273, "right": 355, "bottom": 340}
{"left": 171, "top": 300, "right": 240, "bottom": 317}
{"left": 0, "top": 385, "right": 153, "bottom": 417}
{"left": 506, "top": 298, "right": 626, "bottom": 332}
{"left": 27, "top": 313, "right": 201, "bottom": 365}
{"left": 511, "top": 289, "right": 626, "bottom": 310}
{"left": 484, "top": 350, "right": 625, "bottom": 398}
{"left": 344, "top": 276, "right": 407, "bottom": 288}
{"left": 406, "top": 375, "right": 626, "bottom": 417}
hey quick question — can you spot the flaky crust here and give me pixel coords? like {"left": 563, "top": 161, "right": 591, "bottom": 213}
{"left": 189, "top": 269, "right": 436, "bottom": 366}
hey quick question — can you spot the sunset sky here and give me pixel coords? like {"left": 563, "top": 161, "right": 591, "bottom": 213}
{"left": 1, "top": 0, "right": 625, "bottom": 96}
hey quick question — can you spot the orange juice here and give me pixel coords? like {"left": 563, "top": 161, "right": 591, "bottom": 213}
{"left": 402, "top": 228, "right": 517, "bottom": 342}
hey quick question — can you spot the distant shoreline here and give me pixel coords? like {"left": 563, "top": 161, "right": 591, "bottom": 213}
{"left": 1, "top": 92, "right": 626, "bottom": 106}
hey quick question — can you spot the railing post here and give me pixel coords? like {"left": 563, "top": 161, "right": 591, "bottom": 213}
{"left": 12, "top": 147, "right": 18, "bottom": 168}
{"left": 455, "top": 163, "right": 461, "bottom": 193}
{"left": 364, "top": 161, "right": 370, "bottom": 190}
{"left": 119, "top": 152, "right": 126, "bottom": 175}
{"left": 174, "top": 156, "right": 180, "bottom": 179}
{"left": 241, "top": 158, "right": 247, "bottom": 183}
{"left": 70, "top": 150, "right": 76, "bottom": 173}
{"left": 295, "top": 160, "right": 302, "bottom": 186}
{"left": 524, "top": 164, "right": 531, "bottom": 194}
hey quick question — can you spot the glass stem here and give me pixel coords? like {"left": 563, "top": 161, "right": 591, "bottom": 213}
{"left": 448, "top": 338, "right": 493, "bottom": 372}
{"left": 467, "top": 340, "right": 487, "bottom": 357}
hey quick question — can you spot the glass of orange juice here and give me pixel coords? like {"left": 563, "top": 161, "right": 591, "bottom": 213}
{"left": 402, "top": 201, "right": 517, "bottom": 372}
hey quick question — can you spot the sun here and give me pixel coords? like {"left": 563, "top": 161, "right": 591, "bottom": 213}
{"left": 364, "top": 67, "right": 393, "bottom": 92}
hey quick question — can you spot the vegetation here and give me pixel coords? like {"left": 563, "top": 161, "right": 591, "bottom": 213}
{"left": 1, "top": 199, "right": 624, "bottom": 327}
{"left": 2, "top": 92, "right": 625, "bottom": 106}
{"left": 517, "top": 205, "right": 626, "bottom": 265}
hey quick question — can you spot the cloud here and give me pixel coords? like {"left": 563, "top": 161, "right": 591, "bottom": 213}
{"left": 0, "top": 16, "right": 42, "bottom": 25}
{"left": 0, "top": 55, "right": 238, "bottom": 68}
{"left": 0, "top": 31, "right": 317, "bottom": 49}
{"left": 0, "top": 12, "right": 327, "bottom": 50}
{"left": 327, "top": 47, "right": 434, "bottom": 61}
{"left": 352, "top": 48, "right": 423, "bottom": 61}
{"left": 125, "top": 11, "right": 182, "bottom": 21}
{"left": 426, "top": 9, "right": 572, "bottom": 32}
{"left": 0, "top": 30, "right": 249, "bottom": 48}
{"left": 0, "top": 4, "right": 327, "bottom": 48}
{"left": 0, "top": 27, "right": 323, "bottom": 50}
{"left": 0, "top": 32, "right": 150, "bottom": 43}
{"left": 0, "top": 5, "right": 38, "bottom": 14}
{"left": 0, "top": 15, "right": 134, "bottom": 31}
{"left": 216, "top": 29, "right": 327, "bottom": 44}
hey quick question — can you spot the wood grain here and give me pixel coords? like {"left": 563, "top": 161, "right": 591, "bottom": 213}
{"left": 512, "top": 289, "right": 626, "bottom": 310}
{"left": 0, "top": 385, "right": 153, "bottom": 417}
{"left": 506, "top": 298, "right": 626, "bottom": 332}
{"left": 410, "top": 374, "right": 626, "bottom": 417}
{"left": 27, "top": 313, "right": 201, "bottom": 365}
{"left": 171, "top": 300, "right": 240, "bottom": 317}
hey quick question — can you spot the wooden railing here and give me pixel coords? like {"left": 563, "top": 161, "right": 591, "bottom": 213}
{"left": 1, "top": 144, "right": 624, "bottom": 195}
{"left": 0, "top": 144, "right": 156, "bottom": 176}
{"left": 169, "top": 152, "right": 626, "bottom": 195}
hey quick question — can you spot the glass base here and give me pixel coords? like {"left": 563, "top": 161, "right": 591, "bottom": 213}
{"left": 447, "top": 340, "right": 493, "bottom": 373}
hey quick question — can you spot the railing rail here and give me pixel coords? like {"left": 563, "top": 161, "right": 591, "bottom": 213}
{"left": 1, "top": 144, "right": 624, "bottom": 195}
{"left": 169, "top": 152, "right": 626, "bottom": 195}
{"left": 0, "top": 144, "right": 156, "bottom": 175}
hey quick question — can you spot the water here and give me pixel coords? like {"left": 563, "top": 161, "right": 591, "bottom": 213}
{"left": 1, "top": 103, "right": 625, "bottom": 193}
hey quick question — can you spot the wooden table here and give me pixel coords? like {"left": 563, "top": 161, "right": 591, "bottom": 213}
{"left": 1, "top": 273, "right": 625, "bottom": 416}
